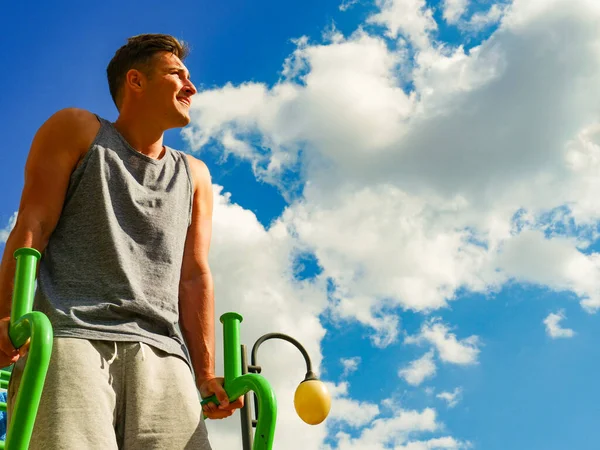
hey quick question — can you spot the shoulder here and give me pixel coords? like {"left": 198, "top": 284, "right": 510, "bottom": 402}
{"left": 184, "top": 153, "right": 212, "bottom": 191}
{"left": 39, "top": 108, "right": 100, "bottom": 154}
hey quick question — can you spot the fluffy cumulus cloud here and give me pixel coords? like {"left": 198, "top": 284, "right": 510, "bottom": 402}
{"left": 325, "top": 406, "right": 471, "bottom": 450}
{"left": 204, "top": 186, "right": 329, "bottom": 449}
{"left": 543, "top": 310, "right": 575, "bottom": 338}
{"left": 442, "top": 0, "right": 470, "bottom": 24}
{"left": 399, "top": 350, "right": 437, "bottom": 386}
{"left": 367, "top": 0, "right": 437, "bottom": 48}
{"left": 184, "top": 0, "right": 600, "bottom": 447}
{"left": 326, "top": 381, "right": 381, "bottom": 428}
{"left": 406, "top": 320, "right": 480, "bottom": 365}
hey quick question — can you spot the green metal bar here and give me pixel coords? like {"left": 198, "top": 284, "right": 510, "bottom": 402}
{"left": 222, "top": 374, "right": 276, "bottom": 449}
{"left": 202, "top": 313, "right": 277, "bottom": 450}
{"left": 10, "top": 248, "right": 40, "bottom": 326}
{"left": 0, "top": 402, "right": 6, "bottom": 412}
{"left": 0, "top": 371, "right": 11, "bottom": 381}
{"left": 221, "top": 312, "right": 243, "bottom": 382}
{"left": 5, "top": 313, "right": 53, "bottom": 450}
{"left": 0, "top": 381, "right": 7, "bottom": 390}
{"left": 0, "top": 248, "right": 53, "bottom": 450}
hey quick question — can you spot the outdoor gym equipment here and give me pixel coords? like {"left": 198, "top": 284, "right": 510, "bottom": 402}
{"left": 0, "top": 247, "right": 328, "bottom": 450}
{"left": 0, "top": 248, "right": 53, "bottom": 450}
{"left": 202, "top": 313, "right": 331, "bottom": 450}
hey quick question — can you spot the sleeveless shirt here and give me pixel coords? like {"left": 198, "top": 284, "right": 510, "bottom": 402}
{"left": 33, "top": 115, "right": 193, "bottom": 365}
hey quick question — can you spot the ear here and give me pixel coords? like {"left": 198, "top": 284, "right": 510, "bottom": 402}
{"left": 124, "top": 68, "right": 146, "bottom": 94}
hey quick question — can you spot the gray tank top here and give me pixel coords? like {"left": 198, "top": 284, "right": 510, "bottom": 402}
{"left": 34, "top": 115, "right": 193, "bottom": 365}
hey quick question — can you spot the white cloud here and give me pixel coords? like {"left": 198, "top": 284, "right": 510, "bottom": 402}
{"left": 326, "top": 381, "right": 380, "bottom": 428}
{"left": 366, "top": 0, "right": 437, "bottom": 49}
{"left": 325, "top": 406, "right": 470, "bottom": 450}
{"left": 0, "top": 212, "right": 17, "bottom": 245}
{"left": 461, "top": 3, "right": 508, "bottom": 32}
{"left": 397, "top": 436, "right": 471, "bottom": 449}
{"left": 183, "top": 2, "right": 600, "bottom": 445}
{"left": 399, "top": 351, "right": 437, "bottom": 386}
{"left": 184, "top": 0, "right": 600, "bottom": 345}
{"left": 329, "top": 407, "right": 437, "bottom": 449}
{"left": 204, "top": 186, "right": 329, "bottom": 450}
{"left": 340, "top": 357, "right": 361, "bottom": 377}
{"left": 497, "top": 230, "right": 600, "bottom": 311}
{"left": 543, "top": 310, "right": 575, "bottom": 339}
{"left": 339, "top": 0, "right": 359, "bottom": 12}
{"left": 436, "top": 387, "right": 463, "bottom": 408}
{"left": 443, "top": 0, "right": 470, "bottom": 24}
{"left": 406, "top": 320, "right": 480, "bottom": 365}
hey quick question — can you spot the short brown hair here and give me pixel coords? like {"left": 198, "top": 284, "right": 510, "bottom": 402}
{"left": 107, "top": 34, "right": 189, "bottom": 109}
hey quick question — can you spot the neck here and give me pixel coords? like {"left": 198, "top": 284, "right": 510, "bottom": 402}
{"left": 113, "top": 112, "right": 166, "bottom": 160}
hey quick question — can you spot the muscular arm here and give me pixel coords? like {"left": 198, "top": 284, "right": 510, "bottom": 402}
{"left": 179, "top": 155, "right": 243, "bottom": 419}
{"left": 0, "top": 108, "right": 98, "bottom": 361}
{"left": 179, "top": 156, "right": 216, "bottom": 384}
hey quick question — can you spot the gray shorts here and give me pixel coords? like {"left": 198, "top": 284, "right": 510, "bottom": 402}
{"left": 7, "top": 337, "right": 212, "bottom": 450}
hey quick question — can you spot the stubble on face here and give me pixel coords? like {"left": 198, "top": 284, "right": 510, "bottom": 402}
{"left": 147, "top": 52, "right": 196, "bottom": 127}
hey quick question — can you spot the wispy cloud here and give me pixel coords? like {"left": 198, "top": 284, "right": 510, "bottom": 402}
{"left": 340, "top": 356, "right": 361, "bottom": 377}
{"left": 0, "top": 212, "right": 17, "bottom": 245}
{"left": 339, "top": 0, "right": 359, "bottom": 12}
{"left": 436, "top": 387, "right": 463, "bottom": 408}
{"left": 399, "top": 350, "right": 436, "bottom": 386}
{"left": 396, "top": 436, "right": 471, "bottom": 449}
{"left": 543, "top": 310, "right": 575, "bottom": 339}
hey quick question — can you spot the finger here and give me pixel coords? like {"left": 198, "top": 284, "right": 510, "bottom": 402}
{"left": 202, "top": 402, "right": 218, "bottom": 414}
{"left": 19, "top": 339, "right": 30, "bottom": 357}
{"left": 220, "top": 396, "right": 244, "bottom": 411}
{"left": 228, "top": 397, "right": 244, "bottom": 409}
{"left": 205, "top": 409, "right": 235, "bottom": 420}
{"left": 213, "top": 384, "right": 230, "bottom": 408}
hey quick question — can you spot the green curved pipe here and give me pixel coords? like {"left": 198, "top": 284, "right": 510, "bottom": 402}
{"left": 202, "top": 313, "right": 277, "bottom": 449}
{"left": 5, "top": 312, "right": 53, "bottom": 449}
{"left": 0, "top": 248, "right": 54, "bottom": 450}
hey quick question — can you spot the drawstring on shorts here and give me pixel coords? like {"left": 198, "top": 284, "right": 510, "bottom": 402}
{"left": 107, "top": 341, "right": 118, "bottom": 364}
{"left": 106, "top": 341, "right": 147, "bottom": 364}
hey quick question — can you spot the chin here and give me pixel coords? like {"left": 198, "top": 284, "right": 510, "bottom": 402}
{"left": 179, "top": 114, "right": 191, "bottom": 127}
{"left": 167, "top": 110, "right": 191, "bottom": 129}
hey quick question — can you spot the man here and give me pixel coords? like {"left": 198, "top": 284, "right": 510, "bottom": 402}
{"left": 0, "top": 34, "right": 241, "bottom": 449}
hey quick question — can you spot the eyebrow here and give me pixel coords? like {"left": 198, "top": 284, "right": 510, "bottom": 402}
{"left": 167, "top": 66, "right": 191, "bottom": 79}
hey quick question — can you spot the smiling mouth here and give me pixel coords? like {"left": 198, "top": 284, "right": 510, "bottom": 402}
{"left": 178, "top": 98, "right": 191, "bottom": 107}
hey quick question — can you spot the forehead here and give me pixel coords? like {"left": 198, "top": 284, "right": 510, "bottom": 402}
{"left": 154, "top": 52, "right": 189, "bottom": 74}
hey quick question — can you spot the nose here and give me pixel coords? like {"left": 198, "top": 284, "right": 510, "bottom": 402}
{"left": 183, "top": 79, "right": 198, "bottom": 96}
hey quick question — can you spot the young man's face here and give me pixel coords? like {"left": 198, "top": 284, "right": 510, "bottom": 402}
{"left": 142, "top": 51, "right": 197, "bottom": 128}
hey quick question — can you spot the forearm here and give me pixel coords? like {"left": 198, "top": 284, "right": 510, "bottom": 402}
{"left": 179, "top": 270, "right": 216, "bottom": 388}
{"left": 0, "top": 220, "right": 48, "bottom": 318}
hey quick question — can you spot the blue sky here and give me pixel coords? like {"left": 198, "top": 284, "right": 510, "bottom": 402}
{"left": 2, "top": 0, "right": 600, "bottom": 449}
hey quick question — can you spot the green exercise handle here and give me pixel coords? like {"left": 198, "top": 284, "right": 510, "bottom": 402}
{"left": 0, "top": 248, "right": 53, "bottom": 450}
{"left": 201, "top": 313, "right": 277, "bottom": 450}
